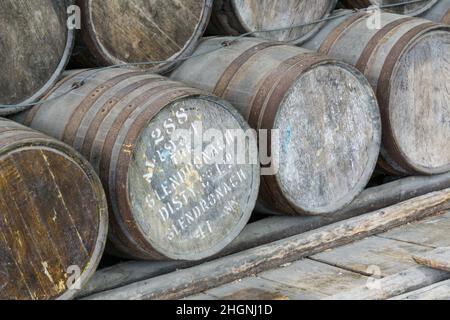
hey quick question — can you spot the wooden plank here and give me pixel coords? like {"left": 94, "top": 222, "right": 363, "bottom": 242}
{"left": 82, "top": 188, "right": 450, "bottom": 300}
{"left": 328, "top": 266, "right": 450, "bottom": 300}
{"left": 259, "top": 259, "right": 368, "bottom": 298}
{"left": 381, "top": 211, "right": 450, "bottom": 248}
{"left": 391, "top": 279, "right": 450, "bottom": 300}
{"left": 312, "top": 236, "right": 432, "bottom": 277}
{"left": 78, "top": 173, "right": 450, "bottom": 297}
{"left": 413, "top": 247, "right": 450, "bottom": 272}
{"left": 205, "top": 276, "right": 314, "bottom": 300}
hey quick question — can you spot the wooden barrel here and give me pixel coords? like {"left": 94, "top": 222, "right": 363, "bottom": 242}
{"left": 171, "top": 37, "right": 382, "bottom": 216}
{"left": 71, "top": 0, "right": 213, "bottom": 73}
{"left": 420, "top": 0, "right": 450, "bottom": 24}
{"left": 0, "top": 118, "right": 107, "bottom": 300}
{"left": 303, "top": 11, "right": 450, "bottom": 175}
{"left": 16, "top": 70, "right": 260, "bottom": 261}
{"left": 0, "top": 0, "right": 74, "bottom": 115}
{"left": 340, "top": 0, "right": 438, "bottom": 16}
{"left": 208, "top": 0, "right": 338, "bottom": 44}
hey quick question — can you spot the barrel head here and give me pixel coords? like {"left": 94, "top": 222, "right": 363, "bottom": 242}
{"left": 0, "top": 0, "right": 73, "bottom": 111}
{"left": 79, "top": 0, "right": 212, "bottom": 72}
{"left": 228, "top": 0, "right": 337, "bottom": 43}
{"left": 126, "top": 96, "right": 260, "bottom": 260}
{"left": 0, "top": 140, "right": 107, "bottom": 300}
{"left": 388, "top": 28, "right": 450, "bottom": 174}
{"left": 272, "top": 62, "right": 381, "bottom": 214}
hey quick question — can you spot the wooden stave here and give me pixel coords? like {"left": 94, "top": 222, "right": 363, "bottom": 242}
{"left": 17, "top": 69, "right": 260, "bottom": 261}
{"left": 0, "top": 118, "right": 108, "bottom": 300}
{"left": 71, "top": 0, "right": 214, "bottom": 74}
{"left": 303, "top": 11, "right": 450, "bottom": 175}
{"left": 171, "top": 37, "right": 382, "bottom": 216}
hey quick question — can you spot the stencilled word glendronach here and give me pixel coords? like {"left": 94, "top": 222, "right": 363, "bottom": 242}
{"left": 67, "top": 5, "right": 81, "bottom": 30}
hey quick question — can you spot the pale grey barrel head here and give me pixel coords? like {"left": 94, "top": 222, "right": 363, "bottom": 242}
{"left": 389, "top": 30, "right": 450, "bottom": 174}
{"left": 127, "top": 96, "right": 260, "bottom": 260}
{"left": 0, "top": 0, "right": 74, "bottom": 113}
{"left": 274, "top": 62, "right": 381, "bottom": 214}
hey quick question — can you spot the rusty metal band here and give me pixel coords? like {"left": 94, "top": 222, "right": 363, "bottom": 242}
{"left": 80, "top": 76, "right": 164, "bottom": 157}
{"left": 62, "top": 71, "right": 145, "bottom": 146}
{"left": 212, "top": 42, "right": 285, "bottom": 98}
{"left": 113, "top": 88, "right": 202, "bottom": 258}
{"left": 377, "top": 22, "right": 437, "bottom": 174}
{"left": 355, "top": 17, "right": 415, "bottom": 74}
{"left": 443, "top": 9, "right": 450, "bottom": 24}
{"left": 247, "top": 52, "right": 317, "bottom": 129}
{"left": 22, "top": 70, "right": 88, "bottom": 127}
{"left": 319, "top": 12, "right": 369, "bottom": 55}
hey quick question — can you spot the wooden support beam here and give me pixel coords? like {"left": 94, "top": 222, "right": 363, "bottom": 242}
{"left": 78, "top": 173, "right": 450, "bottom": 298}
{"left": 83, "top": 188, "right": 450, "bottom": 300}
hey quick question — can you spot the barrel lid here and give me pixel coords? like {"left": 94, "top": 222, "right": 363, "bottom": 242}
{"left": 0, "top": 142, "right": 107, "bottom": 300}
{"left": 125, "top": 96, "right": 260, "bottom": 260}
{"left": 386, "top": 27, "right": 450, "bottom": 174}
{"left": 0, "top": 0, "right": 74, "bottom": 114}
{"left": 376, "top": 0, "right": 439, "bottom": 16}
{"left": 80, "top": 0, "right": 212, "bottom": 73}
{"left": 230, "top": 0, "right": 337, "bottom": 43}
{"left": 272, "top": 61, "right": 381, "bottom": 214}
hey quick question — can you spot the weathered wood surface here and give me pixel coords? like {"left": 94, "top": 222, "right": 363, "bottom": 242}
{"left": 16, "top": 69, "right": 260, "bottom": 261}
{"left": 72, "top": 0, "right": 213, "bottom": 73}
{"left": 340, "top": 0, "right": 438, "bottom": 16}
{"left": 413, "top": 247, "right": 450, "bottom": 272}
{"left": 304, "top": 11, "right": 450, "bottom": 175}
{"left": 205, "top": 276, "right": 314, "bottom": 300}
{"left": 392, "top": 279, "right": 450, "bottom": 300}
{"left": 208, "top": 0, "right": 337, "bottom": 43}
{"left": 172, "top": 36, "right": 382, "bottom": 216}
{"left": 312, "top": 236, "right": 432, "bottom": 277}
{"left": 381, "top": 211, "right": 450, "bottom": 248}
{"left": 77, "top": 172, "right": 450, "bottom": 297}
{"left": 328, "top": 266, "right": 450, "bottom": 300}
{"left": 0, "top": 0, "right": 74, "bottom": 115}
{"left": 0, "top": 118, "right": 108, "bottom": 300}
{"left": 420, "top": 0, "right": 450, "bottom": 24}
{"left": 83, "top": 188, "right": 450, "bottom": 300}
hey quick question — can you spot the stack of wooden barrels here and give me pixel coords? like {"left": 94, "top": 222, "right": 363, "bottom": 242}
{"left": 1, "top": 0, "right": 449, "bottom": 299}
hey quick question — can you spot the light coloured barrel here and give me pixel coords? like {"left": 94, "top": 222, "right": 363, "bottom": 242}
{"left": 72, "top": 0, "right": 213, "bottom": 73}
{"left": 16, "top": 69, "right": 260, "bottom": 261}
{"left": 420, "top": 0, "right": 450, "bottom": 23}
{"left": 208, "top": 0, "right": 338, "bottom": 44}
{"left": 340, "top": 0, "right": 438, "bottom": 16}
{"left": 0, "top": 118, "right": 108, "bottom": 300}
{"left": 303, "top": 11, "right": 450, "bottom": 175}
{"left": 171, "top": 37, "right": 382, "bottom": 216}
{"left": 0, "top": 0, "right": 74, "bottom": 115}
